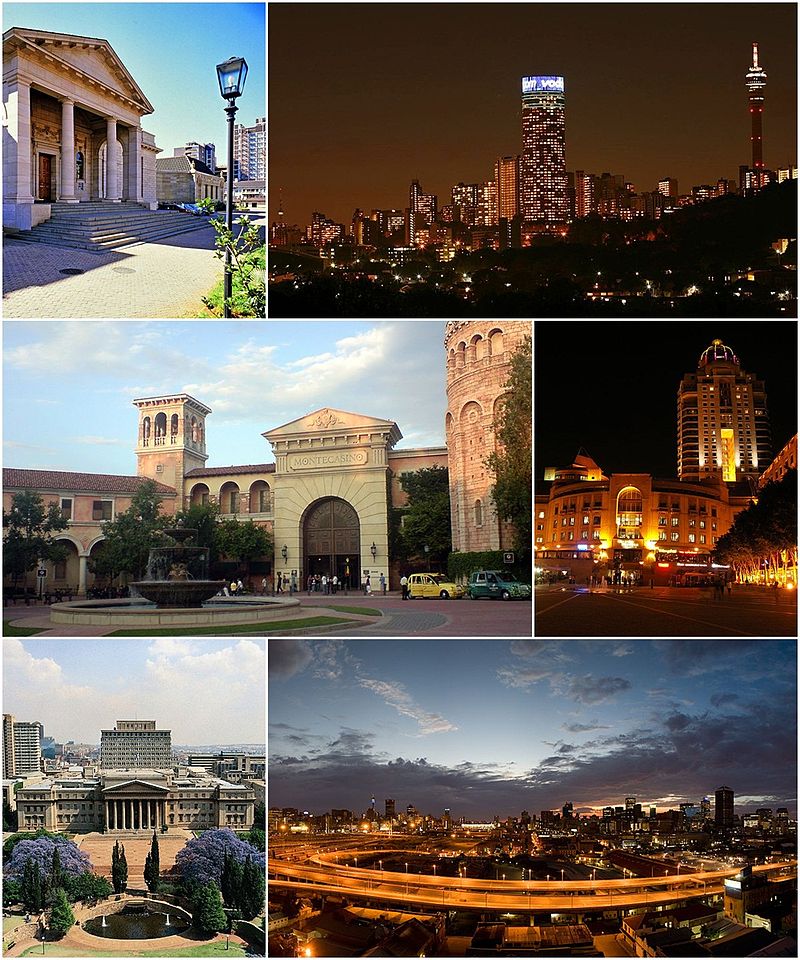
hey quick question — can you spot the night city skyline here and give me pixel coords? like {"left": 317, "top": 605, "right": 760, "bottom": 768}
{"left": 269, "top": 3, "right": 797, "bottom": 227}
{"left": 268, "top": 639, "right": 798, "bottom": 818}
{"left": 534, "top": 321, "right": 798, "bottom": 480}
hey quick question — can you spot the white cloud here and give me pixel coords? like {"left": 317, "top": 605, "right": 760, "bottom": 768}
{"left": 70, "top": 436, "right": 126, "bottom": 446}
{"left": 358, "top": 677, "right": 458, "bottom": 736}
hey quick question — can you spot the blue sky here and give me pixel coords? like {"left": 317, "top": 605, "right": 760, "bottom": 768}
{"left": 3, "top": 2, "right": 265, "bottom": 162}
{"left": 2, "top": 321, "right": 447, "bottom": 473}
{"left": 4, "top": 638, "right": 265, "bottom": 745}
{"left": 269, "top": 639, "right": 797, "bottom": 817}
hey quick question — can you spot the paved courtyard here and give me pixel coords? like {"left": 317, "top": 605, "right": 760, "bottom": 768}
{"left": 75, "top": 830, "right": 192, "bottom": 886}
{"left": 535, "top": 584, "right": 797, "bottom": 636}
{"left": 3, "top": 225, "right": 224, "bottom": 318}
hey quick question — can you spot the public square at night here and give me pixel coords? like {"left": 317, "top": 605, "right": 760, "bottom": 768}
{"left": 268, "top": 639, "right": 797, "bottom": 957}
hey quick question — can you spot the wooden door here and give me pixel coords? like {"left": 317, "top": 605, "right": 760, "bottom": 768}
{"left": 37, "top": 154, "right": 52, "bottom": 201}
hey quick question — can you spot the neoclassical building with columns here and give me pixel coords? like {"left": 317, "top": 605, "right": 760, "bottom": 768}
{"left": 3, "top": 26, "right": 160, "bottom": 231}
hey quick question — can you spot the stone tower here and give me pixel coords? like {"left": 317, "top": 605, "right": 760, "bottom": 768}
{"left": 444, "top": 322, "right": 530, "bottom": 553}
{"left": 133, "top": 394, "right": 211, "bottom": 502}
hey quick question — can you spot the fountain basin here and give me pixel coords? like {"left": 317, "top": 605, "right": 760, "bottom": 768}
{"left": 131, "top": 580, "right": 225, "bottom": 608}
{"left": 83, "top": 903, "right": 190, "bottom": 940}
{"left": 50, "top": 596, "right": 302, "bottom": 628}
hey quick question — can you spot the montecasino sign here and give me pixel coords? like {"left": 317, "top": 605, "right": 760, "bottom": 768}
{"left": 288, "top": 450, "right": 369, "bottom": 470}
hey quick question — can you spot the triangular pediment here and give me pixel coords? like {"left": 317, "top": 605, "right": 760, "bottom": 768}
{"left": 102, "top": 779, "right": 170, "bottom": 795}
{"left": 264, "top": 407, "right": 402, "bottom": 441}
{"left": 4, "top": 28, "right": 154, "bottom": 114}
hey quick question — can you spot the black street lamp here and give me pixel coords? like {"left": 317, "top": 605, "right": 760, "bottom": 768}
{"left": 215, "top": 56, "right": 248, "bottom": 318}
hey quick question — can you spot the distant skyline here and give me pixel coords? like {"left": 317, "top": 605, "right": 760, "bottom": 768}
{"left": 3, "top": 2, "right": 265, "bottom": 163}
{"left": 535, "top": 320, "right": 798, "bottom": 479}
{"left": 4, "top": 638, "right": 265, "bottom": 744}
{"left": 269, "top": 639, "right": 797, "bottom": 817}
{"left": 2, "top": 321, "right": 447, "bottom": 474}
{"left": 269, "top": 3, "right": 797, "bottom": 226}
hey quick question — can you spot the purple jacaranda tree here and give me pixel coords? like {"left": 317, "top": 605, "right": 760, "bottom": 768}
{"left": 174, "top": 828, "right": 265, "bottom": 887}
{"left": 5, "top": 837, "right": 92, "bottom": 879}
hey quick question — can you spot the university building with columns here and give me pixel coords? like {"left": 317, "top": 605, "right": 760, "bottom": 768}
{"left": 3, "top": 27, "right": 159, "bottom": 232}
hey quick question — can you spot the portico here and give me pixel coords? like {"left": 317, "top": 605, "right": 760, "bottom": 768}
{"left": 3, "top": 27, "right": 160, "bottom": 231}
{"left": 102, "top": 779, "right": 170, "bottom": 833}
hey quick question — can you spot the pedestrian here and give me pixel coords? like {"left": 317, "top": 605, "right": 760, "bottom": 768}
{"left": 230, "top": 580, "right": 238, "bottom": 596}
{"left": 332, "top": 574, "right": 338, "bottom": 594}
{"left": 361, "top": 573, "right": 367, "bottom": 594}
{"left": 276, "top": 575, "right": 283, "bottom": 594}
{"left": 307, "top": 574, "right": 313, "bottom": 594}
{"left": 321, "top": 574, "right": 328, "bottom": 595}
{"left": 400, "top": 574, "right": 408, "bottom": 600}
{"left": 365, "top": 574, "right": 371, "bottom": 594}
{"left": 380, "top": 572, "right": 386, "bottom": 595}
{"left": 237, "top": 578, "right": 244, "bottom": 595}
{"left": 726, "top": 581, "right": 732, "bottom": 597}
{"left": 261, "top": 577, "right": 267, "bottom": 596}
{"left": 772, "top": 580, "right": 779, "bottom": 604}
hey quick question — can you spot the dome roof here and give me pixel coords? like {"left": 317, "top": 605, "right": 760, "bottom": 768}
{"left": 700, "top": 339, "right": 739, "bottom": 366}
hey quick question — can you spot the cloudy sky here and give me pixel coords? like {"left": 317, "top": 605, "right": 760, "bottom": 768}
{"left": 4, "top": 638, "right": 265, "bottom": 746}
{"left": 269, "top": 639, "right": 796, "bottom": 817}
{"left": 2, "top": 321, "right": 446, "bottom": 474}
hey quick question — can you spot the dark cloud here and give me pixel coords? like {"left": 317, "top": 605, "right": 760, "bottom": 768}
{"left": 710, "top": 693, "right": 740, "bottom": 708}
{"left": 269, "top": 639, "right": 313, "bottom": 678}
{"left": 563, "top": 675, "right": 632, "bottom": 704}
{"left": 562, "top": 722, "right": 610, "bottom": 733}
{"left": 664, "top": 713, "right": 693, "bottom": 732}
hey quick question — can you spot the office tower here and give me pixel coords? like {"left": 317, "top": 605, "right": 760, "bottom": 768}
{"left": 562, "top": 800, "right": 573, "bottom": 819}
{"left": 657, "top": 177, "right": 678, "bottom": 198}
{"left": 475, "top": 180, "right": 498, "bottom": 226}
{"left": 452, "top": 182, "right": 478, "bottom": 226}
{"left": 233, "top": 116, "right": 266, "bottom": 182}
{"left": 409, "top": 179, "right": 436, "bottom": 225}
{"left": 495, "top": 156, "right": 520, "bottom": 220}
{"left": 5, "top": 717, "right": 43, "bottom": 775}
{"left": 2, "top": 714, "right": 14, "bottom": 778}
{"left": 625, "top": 796, "right": 636, "bottom": 811}
{"left": 677, "top": 340, "right": 772, "bottom": 483}
{"left": 574, "top": 170, "right": 595, "bottom": 218}
{"left": 385, "top": 798, "right": 396, "bottom": 819}
{"left": 715, "top": 785, "right": 735, "bottom": 827}
{"left": 520, "top": 75, "right": 568, "bottom": 225}
{"left": 745, "top": 42, "right": 767, "bottom": 175}
{"left": 100, "top": 719, "right": 172, "bottom": 769}
{"left": 174, "top": 141, "right": 216, "bottom": 173}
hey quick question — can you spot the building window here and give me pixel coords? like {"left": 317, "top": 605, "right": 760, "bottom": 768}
{"left": 60, "top": 498, "right": 73, "bottom": 520}
{"left": 92, "top": 500, "right": 113, "bottom": 521}
{"left": 700, "top": 535, "right": 706, "bottom": 544}
{"left": 658, "top": 516, "right": 667, "bottom": 527}
{"left": 689, "top": 518, "right": 696, "bottom": 527}
{"left": 658, "top": 531, "right": 667, "bottom": 541}
{"left": 593, "top": 516, "right": 601, "bottom": 526}
{"left": 76, "top": 151, "right": 84, "bottom": 179}
{"left": 671, "top": 532, "right": 679, "bottom": 541}
{"left": 474, "top": 500, "right": 483, "bottom": 527}
{"left": 688, "top": 533, "right": 696, "bottom": 543}
{"left": 671, "top": 517, "right": 679, "bottom": 526}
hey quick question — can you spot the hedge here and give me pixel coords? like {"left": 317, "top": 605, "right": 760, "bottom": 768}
{"left": 447, "top": 551, "right": 530, "bottom": 584}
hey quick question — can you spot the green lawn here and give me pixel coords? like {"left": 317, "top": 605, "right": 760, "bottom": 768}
{"left": 106, "top": 615, "right": 355, "bottom": 637}
{"left": 4, "top": 916, "right": 27, "bottom": 934}
{"left": 327, "top": 605, "right": 382, "bottom": 617}
{"left": 22, "top": 942, "right": 246, "bottom": 957}
{"left": 3, "top": 621, "right": 46, "bottom": 636}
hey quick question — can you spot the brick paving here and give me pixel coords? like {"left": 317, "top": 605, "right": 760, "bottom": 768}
{"left": 3, "top": 225, "right": 224, "bottom": 318}
{"left": 75, "top": 831, "right": 192, "bottom": 885}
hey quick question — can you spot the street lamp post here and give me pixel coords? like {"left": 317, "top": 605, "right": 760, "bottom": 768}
{"left": 215, "top": 55, "right": 248, "bottom": 318}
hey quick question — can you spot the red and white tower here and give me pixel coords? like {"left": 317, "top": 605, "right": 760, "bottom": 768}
{"left": 745, "top": 42, "right": 767, "bottom": 174}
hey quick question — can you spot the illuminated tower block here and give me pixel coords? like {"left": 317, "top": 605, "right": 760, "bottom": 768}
{"left": 520, "top": 76, "right": 568, "bottom": 226}
{"left": 677, "top": 341, "right": 771, "bottom": 483}
{"left": 133, "top": 393, "right": 211, "bottom": 503}
{"left": 745, "top": 42, "right": 767, "bottom": 175}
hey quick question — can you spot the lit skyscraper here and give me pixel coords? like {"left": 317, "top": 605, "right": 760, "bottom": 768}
{"left": 494, "top": 156, "right": 520, "bottom": 220}
{"left": 745, "top": 42, "right": 767, "bottom": 174}
{"left": 715, "top": 785, "right": 735, "bottom": 827}
{"left": 677, "top": 340, "right": 772, "bottom": 483}
{"left": 520, "top": 75, "right": 568, "bottom": 225}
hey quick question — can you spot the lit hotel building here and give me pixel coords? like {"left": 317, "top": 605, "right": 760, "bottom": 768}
{"left": 520, "top": 75, "right": 568, "bottom": 226}
{"left": 677, "top": 340, "right": 771, "bottom": 483}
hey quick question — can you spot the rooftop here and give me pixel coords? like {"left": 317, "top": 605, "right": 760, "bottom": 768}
{"left": 3, "top": 469, "right": 176, "bottom": 495}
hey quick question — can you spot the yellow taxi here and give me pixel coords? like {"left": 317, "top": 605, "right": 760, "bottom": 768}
{"left": 407, "top": 573, "right": 464, "bottom": 599}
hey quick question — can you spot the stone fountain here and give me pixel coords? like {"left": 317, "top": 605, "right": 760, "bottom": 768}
{"left": 131, "top": 523, "right": 224, "bottom": 608}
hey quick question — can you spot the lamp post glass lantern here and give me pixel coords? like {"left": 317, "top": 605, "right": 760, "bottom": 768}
{"left": 215, "top": 56, "right": 248, "bottom": 317}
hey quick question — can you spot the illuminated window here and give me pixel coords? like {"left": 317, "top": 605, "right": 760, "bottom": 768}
{"left": 671, "top": 532, "right": 679, "bottom": 541}
{"left": 671, "top": 517, "right": 679, "bottom": 527}
{"left": 658, "top": 516, "right": 667, "bottom": 526}
{"left": 700, "top": 535, "right": 706, "bottom": 544}
{"left": 658, "top": 531, "right": 667, "bottom": 541}
{"left": 688, "top": 534, "right": 696, "bottom": 543}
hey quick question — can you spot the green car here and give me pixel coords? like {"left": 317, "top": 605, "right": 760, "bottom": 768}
{"left": 467, "top": 570, "right": 532, "bottom": 600}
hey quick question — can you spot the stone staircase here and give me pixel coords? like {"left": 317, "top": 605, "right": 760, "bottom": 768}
{"left": 13, "top": 201, "right": 212, "bottom": 252}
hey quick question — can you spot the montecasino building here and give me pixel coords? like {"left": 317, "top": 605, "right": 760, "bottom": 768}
{"left": 3, "top": 323, "right": 529, "bottom": 593}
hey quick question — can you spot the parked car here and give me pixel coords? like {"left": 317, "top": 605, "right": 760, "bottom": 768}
{"left": 407, "top": 573, "right": 464, "bottom": 599}
{"left": 467, "top": 570, "right": 532, "bottom": 600}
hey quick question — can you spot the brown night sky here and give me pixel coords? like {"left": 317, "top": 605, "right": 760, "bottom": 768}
{"left": 269, "top": 2, "right": 797, "bottom": 228}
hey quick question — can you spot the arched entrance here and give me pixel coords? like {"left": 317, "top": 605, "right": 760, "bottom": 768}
{"left": 303, "top": 497, "right": 360, "bottom": 589}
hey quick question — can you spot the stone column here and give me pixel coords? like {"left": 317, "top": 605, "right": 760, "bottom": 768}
{"left": 3, "top": 78, "right": 35, "bottom": 230}
{"left": 112, "top": 800, "right": 117, "bottom": 830}
{"left": 126, "top": 125, "right": 143, "bottom": 203}
{"left": 78, "top": 555, "right": 88, "bottom": 596}
{"left": 123, "top": 799, "right": 128, "bottom": 830}
{"left": 105, "top": 118, "right": 120, "bottom": 202}
{"left": 60, "top": 98, "right": 78, "bottom": 202}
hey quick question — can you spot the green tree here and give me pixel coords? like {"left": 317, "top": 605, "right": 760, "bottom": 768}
{"left": 215, "top": 519, "right": 273, "bottom": 574}
{"left": 48, "top": 887, "right": 74, "bottom": 938}
{"left": 486, "top": 335, "right": 532, "bottom": 558}
{"left": 237, "top": 855, "right": 266, "bottom": 919}
{"left": 246, "top": 826, "right": 265, "bottom": 853}
{"left": 89, "top": 480, "right": 170, "bottom": 583}
{"left": 143, "top": 832, "right": 160, "bottom": 894}
{"left": 220, "top": 852, "right": 243, "bottom": 909}
{"left": 21, "top": 858, "right": 44, "bottom": 911}
{"left": 3, "top": 801, "right": 18, "bottom": 832}
{"left": 176, "top": 503, "right": 221, "bottom": 563}
{"left": 3, "top": 878, "right": 21, "bottom": 907}
{"left": 253, "top": 801, "right": 266, "bottom": 828}
{"left": 111, "top": 841, "right": 128, "bottom": 894}
{"left": 64, "top": 872, "right": 112, "bottom": 903}
{"left": 2, "top": 491, "right": 68, "bottom": 589}
{"left": 192, "top": 881, "right": 228, "bottom": 936}
{"left": 198, "top": 200, "right": 265, "bottom": 317}
{"left": 50, "top": 844, "right": 63, "bottom": 892}
{"left": 397, "top": 466, "right": 452, "bottom": 565}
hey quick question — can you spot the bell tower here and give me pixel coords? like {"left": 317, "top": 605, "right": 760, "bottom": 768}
{"left": 133, "top": 394, "right": 211, "bottom": 502}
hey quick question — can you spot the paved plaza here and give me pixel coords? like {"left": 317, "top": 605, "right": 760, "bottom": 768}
{"left": 75, "top": 830, "right": 192, "bottom": 886}
{"left": 535, "top": 584, "right": 797, "bottom": 637}
{"left": 3, "top": 225, "right": 223, "bottom": 318}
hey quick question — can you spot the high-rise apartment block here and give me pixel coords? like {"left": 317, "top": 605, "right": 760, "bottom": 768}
{"left": 233, "top": 116, "right": 265, "bottom": 182}
{"left": 174, "top": 141, "right": 216, "bottom": 173}
{"left": 495, "top": 156, "right": 520, "bottom": 220}
{"left": 409, "top": 179, "right": 437, "bottom": 225}
{"left": 657, "top": 177, "right": 678, "bottom": 198}
{"left": 3, "top": 714, "right": 43, "bottom": 776}
{"left": 677, "top": 340, "right": 772, "bottom": 483}
{"left": 100, "top": 719, "right": 172, "bottom": 769}
{"left": 715, "top": 785, "right": 735, "bottom": 827}
{"left": 520, "top": 75, "right": 568, "bottom": 225}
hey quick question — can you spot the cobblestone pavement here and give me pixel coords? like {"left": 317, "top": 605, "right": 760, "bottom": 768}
{"left": 2, "top": 225, "right": 223, "bottom": 318}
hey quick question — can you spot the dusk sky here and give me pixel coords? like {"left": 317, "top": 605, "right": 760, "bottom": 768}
{"left": 4, "top": 638, "right": 265, "bottom": 746}
{"left": 269, "top": 3, "right": 797, "bottom": 227}
{"left": 3, "top": 320, "right": 446, "bottom": 474}
{"left": 269, "top": 639, "right": 797, "bottom": 818}
{"left": 3, "top": 3, "right": 265, "bottom": 161}
{"left": 535, "top": 320, "right": 798, "bottom": 479}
